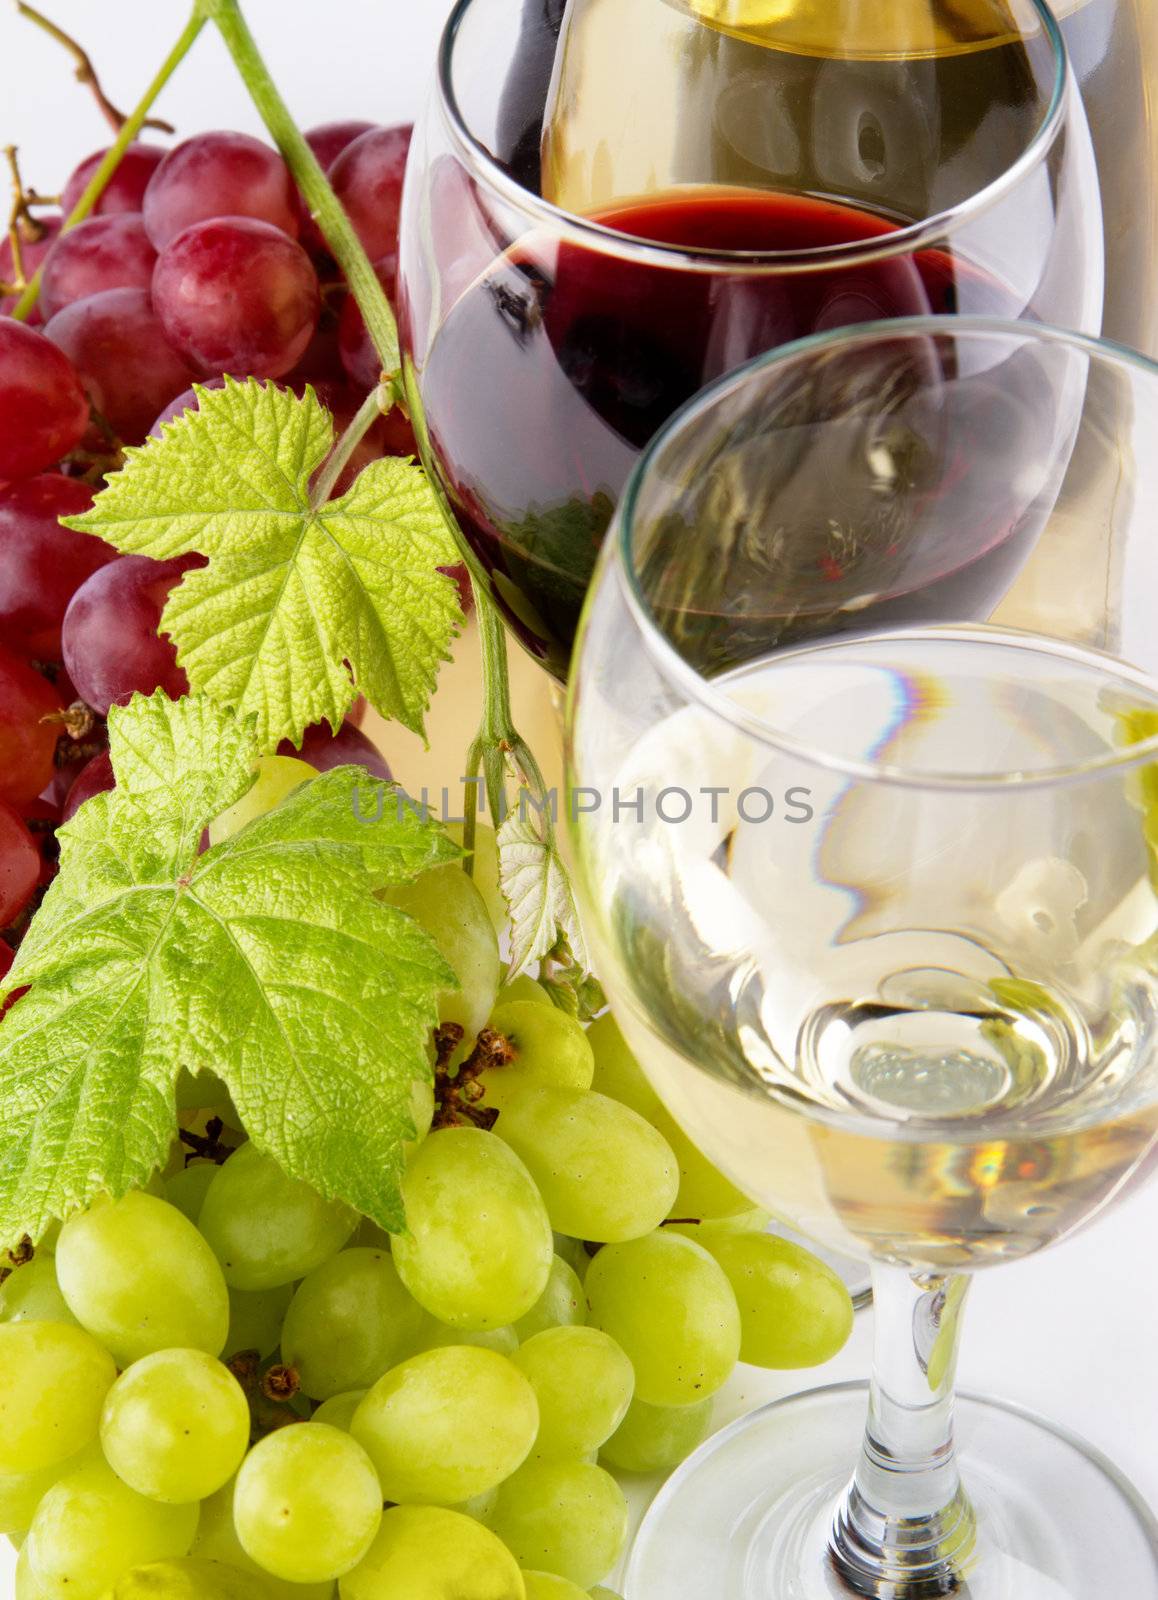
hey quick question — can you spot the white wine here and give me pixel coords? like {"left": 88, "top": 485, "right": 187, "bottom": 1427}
{"left": 589, "top": 628, "right": 1158, "bottom": 1270}
{"left": 541, "top": 0, "right": 1156, "bottom": 350}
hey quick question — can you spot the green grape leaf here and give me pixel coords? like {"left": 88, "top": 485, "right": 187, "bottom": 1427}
{"left": 62, "top": 378, "right": 464, "bottom": 750}
{"left": 0, "top": 691, "right": 458, "bottom": 1250}
{"left": 498, "top": 808, "right": 589, "bottom": 980}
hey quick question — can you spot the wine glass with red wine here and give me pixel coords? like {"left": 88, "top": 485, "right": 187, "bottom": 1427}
{"left": 397, "top": 0, "right": 1101, "bottom": 683}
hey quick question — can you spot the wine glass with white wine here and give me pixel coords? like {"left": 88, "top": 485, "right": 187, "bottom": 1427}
{"left": 567, "top": 320, "right": 1158, "bottom": 1599}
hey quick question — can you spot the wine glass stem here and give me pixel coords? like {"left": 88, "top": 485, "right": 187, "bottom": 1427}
{"left": 828, "top": 1265, "right": 977, "bottom": 1597}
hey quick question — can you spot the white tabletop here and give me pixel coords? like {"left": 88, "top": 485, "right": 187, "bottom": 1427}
{"left": 1, "top": 4, "right": 1155, "bottom": 1590}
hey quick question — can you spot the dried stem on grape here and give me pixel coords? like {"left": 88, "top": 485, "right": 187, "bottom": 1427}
{"left": 432, "top": 1023, "right": 514, "bottom": 1131}
{"left": 178, "top": 1116, "right": 237, "bottom": 1165}
{"left": 15, "top": 2, "right": 176, "bottom": 136}
{"left": 2, "top": 145, "right": 48, "bottom": 292}
{"left": 262, "top": 1363, "right": 300, "bottom": 1403}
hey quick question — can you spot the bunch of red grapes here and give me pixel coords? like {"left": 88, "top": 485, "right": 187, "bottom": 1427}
{"left": 0, "top": 121, "right": 411, "bottom": 990}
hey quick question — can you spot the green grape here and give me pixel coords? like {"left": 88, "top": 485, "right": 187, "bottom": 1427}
{"left": 587, "top": 1014, "right": 660, "bottom": 1119}
{"left": 100, "top": 1348, "right": 249, "bottom": 1503}
{"left": 512, "top": 1327, "right": 634, "bottom": 1460}
{"left": 102, "top": 1557, "right": 273, "bottom": 1598}
{"left": 392, "top": 1128, "right": 552, "bottom": 1330}
{"left": 24, "top": 1455, "right": 198, "bottom": 1599}
{"left": 588, "top": 1014, "right": 751, "bottom": 1219}
{"left": 520, "top": 1574, "right": 589, "bottom": 1600}
{"left": 495, "top": 1088, "right": 678, "bottom": 1243}
{"left": 339, "top": 1505, "right": 525, "bottom": 1600}
{"left": 208, "top": 755, "right": 318, "bottom": 847}
{"left": 407, "top": 1077, "right": 436, "bottom": 1147}
{"left": 664, "top": 1209, "right": 772, "bottom": 1248}
{"left": 174, "top": 1069, "right": 233, "bottom": 1111}
{"left": 585, "top": 1233, "right": 741, "bottom": 1407}
{"left": 56, "top": 1191, "right": 229, "bottom": 1365}
{"left": 513, "top": 1255, "right": 586, "bottom": 1342}
{"left": 658, "top": 1109, "right": 753, "bottom": 1220}
{"left": 0, "top": 1450, "right": 93, "bottom": 1539}
{"left": 350, "top": 1216, "right": 392, "bottom": 1250}
{"left": 599, "top": 1395, "right": 714, "bottom": 1474}
{"left": 480, "top": 1003, "right": 595, "bottom": 1110}
{"left": 351, "top": 1345, "right": 538, "bottom": 1505}
{"left": 446, "top": 821, "right": 505, "bottom": 932}
{"left": 0, "top": 1254, "right": 78, "bottom": 1325}
{"left": 15, "top": 1545, "right": 50, "bottom": 1600}
{"left": 281, "top": 1248, "right": 424, "bottom": 1399}
{"left": 383, "top": 863, "right": 501, "bottom": 1042}
{"left": 234, "top": 1423, "right": 382, "bottom": 1583}
{"left": 191, "top": 1482, "right": 334, "bottom": 1600}
{"left": 198, "top": 1143, "right": 358, "bottom": 1291}
{"left": 457, "top": 1485, "right": 499, "bottom": 1523}
{"left": 702, "top": 1233, "right": 854, "bottom": 1369}
{"left": 0, "top": 1322, "right": 116, "bottom": 1474}
{"left": 409, "top": 1313, "right": 519, "bottom": 1357}
{"left": 164, "top": 1162, "right": 218, "bottom": 1225}
{"left": 552, "top": 1235, "right": 592, "bottom": 1281}
{"left": 495, "top": 974, "right": 552, "bottom": 1009}
{"left": 312, "top": 1389, "right": 367, "bottom": 1430}
{"left": 488, "top": 1460, "right": 627, "bottom": 1589}
{"left": 224, "top": 1283, "right": 294, "bottom": 1361}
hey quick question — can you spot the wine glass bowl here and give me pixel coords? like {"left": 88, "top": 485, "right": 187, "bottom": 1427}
{"left": 566, "top": 321, "right": 1158, "bottom": 1598}
{"left": 398, "top": 0, "right": 1101, "bottom": 680}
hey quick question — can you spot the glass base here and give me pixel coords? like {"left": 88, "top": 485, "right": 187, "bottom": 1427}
{"left": 624, "top": 1382, "right": 1158, "bottom": 1600}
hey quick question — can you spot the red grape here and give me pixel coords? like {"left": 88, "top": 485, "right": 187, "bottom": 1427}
{"left": 0, "top": 475, "right": 109, "bottom": 659}
{"left": 143, "top": 132, "right": 299, "bottom": 249}
{"left": 328, "top": 125, "right": 413, "bottom": 263}
{"left": 305, "top": 121, "right": 378, "bottom": 176}
{"left": 286, "top": 305, "right": 345, "bottom": 387}
{"left": 278, "top": 720, "right": 391, "bottom": 781}
{"left": 0, "top": 803, "right": 39, "bottom": 928}
{"left": 61, "top": 143, "right": 166, "bottom": 219}
{"left": 39, "top": 216, "right": 158, "bottom": 320}
{"left": 0, "top": 320, "right": 90, "bottom": 481}
{"left": 1, "top": 215, "right": 61, "bottom": 323}
{"left": 44, "top": 287, "right": 196, "bottom": 445}
{"left": 148, "top": 376, "right": 227, "bottom": 438}
{"left": 297, "top": 120, "right": 376, "bottom": 256}
{"left": 62, "top": 748, "right": 114, "bottom": 823}
{"left": 338, "top": 254, "right": 397, "bottom": 392}
{"left": 152, "top": 218, "right": 320, "bottom": 380}
{"left": 20, "top": 797, "right": 60, "bottom": 899}
{"left": 62, "top": 554, "right": 201, "bottom": 715}
{"left": 0, "top": 643, "right": 63, "bottom": 808}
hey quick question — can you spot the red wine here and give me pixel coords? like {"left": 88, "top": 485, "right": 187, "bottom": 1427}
{"left": 412, "top": 185, "right": 1018, "bottom": 678}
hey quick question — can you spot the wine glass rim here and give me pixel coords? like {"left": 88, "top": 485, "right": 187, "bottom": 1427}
{"left": 611, "top": 316, "right": 1158, "bottom": 794}
{"left": 436, "top": 0, "right": 1070, "bottom": 274}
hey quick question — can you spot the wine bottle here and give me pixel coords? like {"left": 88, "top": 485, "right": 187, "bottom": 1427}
{"left": 542, "top": 0, "right": 1157, "bottom": 353}
{"left": 495, "top": 0, "right": 569, "bottom": 191}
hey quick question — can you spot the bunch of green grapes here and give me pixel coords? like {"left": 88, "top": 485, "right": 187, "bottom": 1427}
{"left": 0, "top": 810, "right": 853, "bottom": 1599}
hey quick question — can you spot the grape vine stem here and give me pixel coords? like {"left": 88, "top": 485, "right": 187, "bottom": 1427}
{"left": 309, "top": 384, "right": 390, "bottom": 509}
{"left": 198, "top": 0, "right": 400, "bottom": 383}
{"left": 202, "top": 0, "right": 561, "bottom": 902}
{"left": 16, "top": 2, "right": 177, "bottom": 136}
{"left": 9, "top": 6, "right": 205, "bottom": 320}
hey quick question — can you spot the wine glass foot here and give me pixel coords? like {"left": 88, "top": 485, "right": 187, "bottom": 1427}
{"left": 623, "top": 1382, "right": 1158, "bottom": 1600}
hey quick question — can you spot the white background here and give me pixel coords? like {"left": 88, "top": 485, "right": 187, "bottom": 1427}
{"left": 1, "top": 0, "right": 1156, "bottom": 1590}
